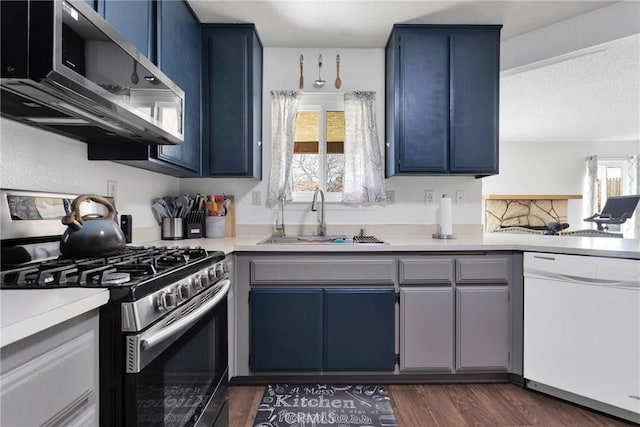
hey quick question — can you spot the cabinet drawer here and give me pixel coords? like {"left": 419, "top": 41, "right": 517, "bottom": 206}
{"left": 455, "top": 257, "right": 510, "bottom": 284}
{"left": 251, "top": 257, "right": 396, "bottom": 285}
{"left": 1, "top": 330, "right": 95, "bottom": 426}
{"left": 399, "top": 258, "right": 453, "bottom": 284}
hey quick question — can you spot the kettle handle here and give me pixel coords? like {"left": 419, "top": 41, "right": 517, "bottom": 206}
{"left": 62, "top": 194, "right": 116, "bottom": 230}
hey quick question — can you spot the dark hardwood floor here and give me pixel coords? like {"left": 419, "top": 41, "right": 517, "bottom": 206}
{"left": 229, "top": 383, "right": 636, "bottom": 426}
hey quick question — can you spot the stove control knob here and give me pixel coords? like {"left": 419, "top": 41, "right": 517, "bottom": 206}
{"left": 157, "top": 290, "right": 178, "bottom": 311}
{"left": 215, "top": 263, "right": 225, "bottom": 278}
{"left": 178, "top": 283, "right": 191, "bottom": 301}
{"left": 190, "top": 275, "right": 202, "bottom": 291}
{"left": 207, "top": 267, "right": 217, "bottom": 281}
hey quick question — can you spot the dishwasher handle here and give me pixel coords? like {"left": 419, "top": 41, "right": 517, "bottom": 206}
{"left": 526, "top": 269, "right": 639, "bottom": 289}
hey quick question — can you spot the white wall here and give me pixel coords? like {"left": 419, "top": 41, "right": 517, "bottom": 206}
{"left": 180, "top": 47, "right": 483, "bottom": 231}
{"left": 482, "top": 140, "right": 640, "bottom": 228}
{"left": 0, "top": 118, "right": 180, "bottom": 229}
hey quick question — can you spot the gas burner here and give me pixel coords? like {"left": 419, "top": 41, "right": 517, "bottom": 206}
{"left": 102, "top": 272, "right": 131, "bottom": 285}
{"left": 0, "top": 245, "right": 217, "bottom": 291}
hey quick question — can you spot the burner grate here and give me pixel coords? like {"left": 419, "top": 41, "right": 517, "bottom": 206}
{"left": 0, "top": 246, "right": 217, "bottom": 291}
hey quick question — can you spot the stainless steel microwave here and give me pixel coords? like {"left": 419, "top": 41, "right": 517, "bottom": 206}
{"left": 0, "top": 0, "right": 185, "bottom": 145}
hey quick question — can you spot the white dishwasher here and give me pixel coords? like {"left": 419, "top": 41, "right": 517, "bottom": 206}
{"left": 523, "top": 252, "right": 640, "bottom": 424}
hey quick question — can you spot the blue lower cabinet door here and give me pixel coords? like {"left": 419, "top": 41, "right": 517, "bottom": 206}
{"left": 324, "top": 289, "right": 396, "bottom": 371}
{"left": 250, "top": 288, "right": 323, "bottom": 371}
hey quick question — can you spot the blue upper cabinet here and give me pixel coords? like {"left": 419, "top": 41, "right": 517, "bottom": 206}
{"left": 155, "top": 0, "right": 201, "bottom": 174}
{"left": 386, "top": 25, "right": 501, "bottom": 177}
{"left": 202, "top": 25, "right": 263, "bottom": 179}
{"left": 97, "top": 0, "right": 154, "bottom": 62}
{"left": 88, "top": 0, "right": 201, "bottom": 176}
{"left": 449, "top": 29, "right": 500, "bottom": 174}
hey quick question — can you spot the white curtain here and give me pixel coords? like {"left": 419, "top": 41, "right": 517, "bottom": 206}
{"left": 583, "top": 155, "right": 598, "bottom": 228}
{"left": 266, "top": 91, "right": 300, "bottom": 209}
{"left": 342, "top": 91, "right": 386, "bottom": 204}
{"left": 622, "top": 155, "right": 639, "bottom": 239}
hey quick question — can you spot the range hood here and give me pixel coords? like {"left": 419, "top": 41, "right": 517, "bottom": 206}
{"left": 0, "top": 0, "right": 184, "bottom": 145}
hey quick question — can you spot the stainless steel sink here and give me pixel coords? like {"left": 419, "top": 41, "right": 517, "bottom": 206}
{"left": 257, "top": 235, "right": 387, "bottom": 245}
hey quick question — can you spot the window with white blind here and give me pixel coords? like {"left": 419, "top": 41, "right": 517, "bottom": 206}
{"left": 291, "top": 93, "right": 344, "bottom": 202}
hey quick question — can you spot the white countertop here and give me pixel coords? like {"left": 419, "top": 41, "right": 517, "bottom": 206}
{"left": 3, "top": 232, "right": 635, "bottom": 349}
{"left": 144, "top": 233, "right": 640, "bottom": 259}
{"left": 0, "top": 288, "right": 109, "bottom": 348}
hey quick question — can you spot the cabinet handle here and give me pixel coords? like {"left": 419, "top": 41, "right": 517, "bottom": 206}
{"left": 43, "top": 389, "right": 92, "bottom": 426}
{"left": 257, "top": 141, "right": 262, "bottom": 146}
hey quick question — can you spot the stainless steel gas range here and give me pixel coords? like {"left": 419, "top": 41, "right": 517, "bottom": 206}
{"left": 0, "top": 189, "right": 230, "bottom": 426}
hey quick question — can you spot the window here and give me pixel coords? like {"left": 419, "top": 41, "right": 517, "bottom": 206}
{"left": 291, "top": 94, "right": 344, "bottom": 202}
{"left": 267, "top": 90, "right": 384, "bottom": 208}
{"left": 596, "top": 159, "right": 627, "bottom": 232}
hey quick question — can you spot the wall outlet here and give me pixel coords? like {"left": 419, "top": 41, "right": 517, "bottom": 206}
{"left": 107, "top": 180, "right": 118, "bottom": 199}
{"left": 251, "top": 190, "right": 261, "bottom": 206}
{"left": 386, "top": 190, "right": 395, "bottom": 204}
{"left": 425, "top": 190, "right": 435, "bottom": 204}
{"left": 456, "top": 190, "right": 465, "bottom": 203}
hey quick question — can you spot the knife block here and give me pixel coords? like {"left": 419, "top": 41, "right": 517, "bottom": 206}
{"left": 185, "top": 219, "right": 203, "bottom": 239}
{"left": 185, "top": 211, "right": 207, "bottom": 239}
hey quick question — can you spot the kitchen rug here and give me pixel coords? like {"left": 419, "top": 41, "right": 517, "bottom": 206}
{"left": 253, "top": 384, "right": 398, "bottom": 427}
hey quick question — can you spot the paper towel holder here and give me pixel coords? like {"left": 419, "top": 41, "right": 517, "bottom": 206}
{"left": 432, "top": 232, "right": 456, "bottom": 239}
{"left": 433, "top": 194, "right": 456, "bottom": 239}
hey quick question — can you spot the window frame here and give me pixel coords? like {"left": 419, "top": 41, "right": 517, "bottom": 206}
{"left": 291, "top": 93, "right": 345, "bottom": 203}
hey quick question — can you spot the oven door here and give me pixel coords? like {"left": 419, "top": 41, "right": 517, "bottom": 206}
{"left": 124, "top": 280, "right": 230, "bottom": 427}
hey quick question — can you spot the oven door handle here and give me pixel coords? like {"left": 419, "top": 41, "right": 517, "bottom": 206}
{"left": 141, "top": 279, "right": 230, "bottom": 351}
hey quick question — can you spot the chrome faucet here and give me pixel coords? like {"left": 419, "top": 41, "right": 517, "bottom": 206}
{"left": 275, "top": 194, "right": 286, "bottom": 237}
{"left": 311, "top": 188, "right": 326, "bottom": 236}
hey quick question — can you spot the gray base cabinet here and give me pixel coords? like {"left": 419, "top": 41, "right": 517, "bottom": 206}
{"left": 1, "top": 311, "right": 99, "bottom": 426}
{"left": 399, "top": 255, "right": 511, "bottom": 374}
{"left": 400, "top": 287, "right": 454, "bottom": 371}
{"left": 456, "top": 287, "right": 510, "bottom": 371}
{"left": 235, "top": 253, "right": 518, "bottom": 379}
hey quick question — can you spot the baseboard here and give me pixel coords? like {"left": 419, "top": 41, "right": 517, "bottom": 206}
{"left": 230, "top": 372, "right": 511, "bottom": 386}
{"left": 509, "top": 373, "right": 525, "bottom": 386}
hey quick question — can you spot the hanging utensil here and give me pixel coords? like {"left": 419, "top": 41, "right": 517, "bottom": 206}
{"left": 299, "top": 54, "right": 304, "bottom": 89}
{"left": 313, "top": 54, "right": 325, "bottom": 88}
{"left": 131, "top": 59, "right": 139, "bottom": 84}
{"left": 335, "top": 54, "right": 342, "bottom": 89}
